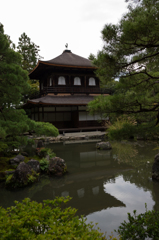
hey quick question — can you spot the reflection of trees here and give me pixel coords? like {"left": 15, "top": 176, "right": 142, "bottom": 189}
{"left": 111, "top": 141, "right": 158, "bottom": 168}
{"left": 112, "top": 141, "right": 159, "bottom": 211}
{"left": 111, "top": 141, "right": 138, "bottom": 164}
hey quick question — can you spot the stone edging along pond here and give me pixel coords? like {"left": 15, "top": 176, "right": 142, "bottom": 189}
{"left": 32, "top": 131, "right": 107, "bottom": 143}
{"left": 2, "top": 129, "right": 159, "bottom": 188}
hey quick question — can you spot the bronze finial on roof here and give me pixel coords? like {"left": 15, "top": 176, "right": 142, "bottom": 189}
{"left": 65, "top": 43, "right": 68, "bottom": 49}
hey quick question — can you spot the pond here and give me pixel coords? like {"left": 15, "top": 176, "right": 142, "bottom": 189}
{"left": 0, "top": 140, "right": 159, "bottom": 237}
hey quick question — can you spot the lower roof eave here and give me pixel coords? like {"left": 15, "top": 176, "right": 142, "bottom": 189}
{"left": 24, "top": 94, "right": 100, "bottom": 107}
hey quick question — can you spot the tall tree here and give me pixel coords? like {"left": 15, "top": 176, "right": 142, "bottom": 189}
{"left": 0, "top": 24, "right": 58, "bottom": 153}
{"left": 88, "top": 0, "right": 159, "bottom": 139}
{"left": 17, "top": 32, "right": 42, "bottom": 73}
{"left": 17, "top": 33, "right": 43, "bottom": 98}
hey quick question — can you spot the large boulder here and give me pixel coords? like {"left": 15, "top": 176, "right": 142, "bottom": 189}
{"left": 152, "top": 153, "right": 159, "bottom": 180}
{"left": 6, "top": 162, "right": 38, "bottom": 188}
{"left": 27, "top": 159, "right": 40, "bottom": 173}
{"left": 49, "top": 157, "right": 67, "bottom": 177}
{"left": 9, "top": 154, "right": 25, "bottom": 165}
{"left": 96, "top": 141, "right": 112, "bottom": 150}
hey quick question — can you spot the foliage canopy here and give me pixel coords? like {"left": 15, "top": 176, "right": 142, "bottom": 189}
{"left": 17, "top": 32, "right": 43, "bottom": 98}
{"left": 0, "top": 197, "right": 107, "bottom": 240}
{"left": 117, "top": 205, "right": 159, "bottom": 239}
{"left": 0, "top": 23, "right": 58, "bottom": 153}
{"left": 17, "top": 32, "right": 42, "bottom": 73}
{"left": 88, "top": 0, "right": 159, "bottom": 139}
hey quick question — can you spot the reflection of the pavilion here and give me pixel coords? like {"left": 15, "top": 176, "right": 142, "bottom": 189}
{"left": 36, "top": 143, "right": 127, "bottom": 215}
{"left": 35, "top": 173, "right": 126, "bottom": 216}
{"left": 0, "top": 143, "right": 128, "bottom": 215}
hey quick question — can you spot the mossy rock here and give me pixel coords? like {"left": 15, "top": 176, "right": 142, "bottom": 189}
{"left": 5, "top": 162, "right": 39, "bottom": 188}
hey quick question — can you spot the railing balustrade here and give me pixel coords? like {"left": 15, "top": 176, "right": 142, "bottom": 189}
{"left": 41, "top": 86, "right": 111, "bottom": 94}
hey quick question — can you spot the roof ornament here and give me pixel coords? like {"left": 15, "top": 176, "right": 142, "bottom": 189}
{"left": 65, "top": 43, "right": 68, "bottom": 49}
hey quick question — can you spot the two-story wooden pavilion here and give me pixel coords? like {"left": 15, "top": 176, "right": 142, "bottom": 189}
{"left": 24, "top": 49, "right": 109, "bottom": 132}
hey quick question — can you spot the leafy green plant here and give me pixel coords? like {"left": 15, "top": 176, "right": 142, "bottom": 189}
{"left": 117, "top": 205, "right": 159, "bottom": 239}
{"left": 5, "top": 174, "right": 13, "bottom": 184}
{"left": 39, "top": 158, "right": 49, "bottom": 172}
{"left": 27, "top": 171, "right": 39, "bottom": 183}
{"left": 47, "top": 148, "right": 56, "bottom": 159}
{"left": 0, "top": 197, "right": 111, "bottom": 240}
{"left": 36, "top": 148, "right": 56, "bottom": 159}
{"left": 108, "top": 116, "right": 137, "bottom": 140}
{"left": 36, "top": 147, "right": 48, "bottom": 158}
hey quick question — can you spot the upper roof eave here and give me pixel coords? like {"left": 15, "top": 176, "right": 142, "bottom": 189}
{"left": 29, "top": 61, "right": 97, "bottom": 79}
{"left": 29, "top": 50, "right": 97, "bottom": 78}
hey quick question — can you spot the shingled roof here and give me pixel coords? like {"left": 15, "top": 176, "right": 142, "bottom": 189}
{"left": 29, "top": 50, "right": 96, "bottom": 79}
{"left": 26, "top": 94, "right": 98, "bottom": 106}
{"left": 45, "top": 50, "right": 94, "bottom": 67}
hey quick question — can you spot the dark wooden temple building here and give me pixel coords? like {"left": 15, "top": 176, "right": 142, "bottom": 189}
{"left": 25, "top": 49, "right": 109, "bottom": 132}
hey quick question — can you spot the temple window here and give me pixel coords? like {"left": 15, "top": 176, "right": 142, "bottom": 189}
{"left": 74, "top": 77, "right": 81, "bottom": 85}
{"left": 89, "top": 77, "right": 96, "bottom": 86}
{"left": 50, "top": 77, "right": 52, "bottom": 86}
{"left": 58, "top": 76, "right": 66, "bottom": 85}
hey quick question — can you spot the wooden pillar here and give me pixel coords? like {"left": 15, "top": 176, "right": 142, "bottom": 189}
{"left": 84, "top": 76, "right": 87, "bottom": 93}
{"left": 52, "top": 75, "right": 54, "bottom": 87}
{"left": 84, "top": 76, "right": 86, "bottom": 88}
{"left": 69, "top": 75, "right": 71, "bottom": 86}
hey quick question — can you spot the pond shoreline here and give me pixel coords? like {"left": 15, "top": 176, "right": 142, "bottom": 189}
{"left": 32, "top": 131, "right": 107, "bottom": 143}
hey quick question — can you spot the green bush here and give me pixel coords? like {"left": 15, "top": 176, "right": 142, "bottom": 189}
{"left": 47, "top": 148, "right": 56, "bottom": 159}
{"left": 39, "top": 158, "right": 49, "bottom": 172}
{"left": 37, "top": 148, "right": 48, "bottom": 158}
{"left": 117, "top": 205, "right": 159, "bottom": 239}
{"left": 36, "top": 148, "right": 56, "bottom": 159}
{"left": 108, "top": 117, "right": 137, "bottom": 140}
{"left": 33, "top": 121, "right": 59, "bottom": 137}
{"left": 0, "top": 197, "right": 109, "bottom": 240}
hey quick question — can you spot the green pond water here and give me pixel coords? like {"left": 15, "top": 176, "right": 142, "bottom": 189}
{"left": 0, "top": 140, "right": 159, "bottom": 236}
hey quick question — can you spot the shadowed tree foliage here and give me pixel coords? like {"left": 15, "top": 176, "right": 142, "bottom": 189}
{"left": 17, "top": 32, "right": 42, "bottom": 73}
{"left": 88, "top": 0, "right": 159, "bottom": 139}
{"left": 0, "top": 23, "right": 58, "bottom": 153}
{"left": 17, "top": 32, "right": 43, "bottom": 98}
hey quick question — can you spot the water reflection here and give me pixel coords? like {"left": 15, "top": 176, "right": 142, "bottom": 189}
{"left": 112, "top": 141, "right": 138, "bottom": 163}
{"left": 0, "top": 140, "right": 159, "bottom": 235}
{"left": 86, "top": 175, "right": 154, "bottom": 235}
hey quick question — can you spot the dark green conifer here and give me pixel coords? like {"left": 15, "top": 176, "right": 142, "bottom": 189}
{"left": 88, "top": 0, "right": 159, "bottom": 139}
{"left": 0, "top": 23, "right": 58, "bottom": 153}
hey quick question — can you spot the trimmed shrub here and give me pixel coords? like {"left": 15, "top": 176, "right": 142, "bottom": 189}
{"left": 0, "top": 197, "right": 112, "bottom": 240}
{"left": 117, "top": 206, "right": 159, "bottom": 239}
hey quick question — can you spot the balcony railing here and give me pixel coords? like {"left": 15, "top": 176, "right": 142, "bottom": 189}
{"left": 41, "top": 86, "right": 112, "bottom": 95}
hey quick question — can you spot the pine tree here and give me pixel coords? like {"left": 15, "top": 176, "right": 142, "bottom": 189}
{"left": 17, "top": 32, "right": 42, "bottom": 73}
{"left": 17, "top": 33, "right": 43, "bottom": 98}
{"left": 0, "top": 24, "right": 58, "bottom": 153}
{"left": 88, "top": 0, "right": 159, "bottom": 139}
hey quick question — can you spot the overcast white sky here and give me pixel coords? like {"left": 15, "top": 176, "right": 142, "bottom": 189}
{"left": 1, "top": 0, "right": 128, "bottom": 61}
